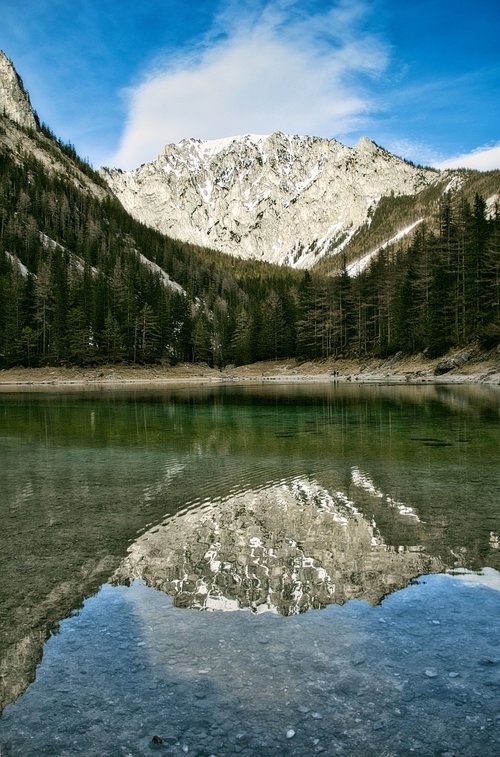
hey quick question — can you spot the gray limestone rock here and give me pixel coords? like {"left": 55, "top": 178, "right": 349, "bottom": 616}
{"left": 0, "top": 51, "right": 38, "bottom": 130}
{"left": 434, "top": 352, "right": 471, "bottom": 376}
{"left": 102, "top": 132, "right": 439, "bottom": 269}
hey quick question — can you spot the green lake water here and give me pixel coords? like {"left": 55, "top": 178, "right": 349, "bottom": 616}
{"left": 0, "top": 382, "right": 499, "bottom": 755}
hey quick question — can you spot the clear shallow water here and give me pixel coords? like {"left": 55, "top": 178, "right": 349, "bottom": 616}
{"left": 2, "top": 575, "right": 500, "bottom": 757}
{"left": 0, "top": 382, "right": 499, "bottom": 755}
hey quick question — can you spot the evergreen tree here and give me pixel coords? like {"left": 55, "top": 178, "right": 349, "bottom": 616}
{"left": 67, "top": 306, "right": 94, "bottom": 363}
{"left": 191, "top": 311, "right": 212, "bottom": 364}
{"left": 102, "top": 311, "right": 125, "bottom": 361}
{"left": 478, "top": 211, "right": 500, "bottom": 347}
{"left": 231, "top": 308, "right": 253, "bottom": 365}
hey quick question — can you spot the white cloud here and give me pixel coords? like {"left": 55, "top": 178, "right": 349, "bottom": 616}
{"left": 107, "top": 1, "right": 388, "bottom": 169}
{"left": 436, "top": 143, "right": 500, "bottom": 171}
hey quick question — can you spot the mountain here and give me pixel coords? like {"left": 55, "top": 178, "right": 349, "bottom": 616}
{"left": 1, "top": 50, "right": 499, "bottom": 368}
{"left": 102, "top": 132, "right": 441, "bottom": 269}
{"left": 0, "top": 51, "right": 112, "bottom": 203}
{"left": 0, "top": 50, "right": 258, "bottom": 368}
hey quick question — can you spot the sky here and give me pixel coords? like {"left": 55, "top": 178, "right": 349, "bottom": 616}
{"left": 1, "top": 0, "right": 499, "bottom": 171}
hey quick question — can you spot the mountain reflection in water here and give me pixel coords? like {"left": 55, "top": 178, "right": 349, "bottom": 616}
{"left": 0, "top": 383, "right": 498, "bottom": 717}
{"left": 113, "top": 473, "right": 442, "bottom": 614}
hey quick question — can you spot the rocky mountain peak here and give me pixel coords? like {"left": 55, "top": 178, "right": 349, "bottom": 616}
{"left": 0, "top": 51, "right": 38, "bottom": 131}
{"left": 103, "top": 131, "right": 439, "bottom": 269}
{"left": 356, "top": 135, "right": 380, "bottom": 153}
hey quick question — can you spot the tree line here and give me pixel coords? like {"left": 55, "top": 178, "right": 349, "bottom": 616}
{"left": 0, "top": 138, "right": 498, "bottom": 368}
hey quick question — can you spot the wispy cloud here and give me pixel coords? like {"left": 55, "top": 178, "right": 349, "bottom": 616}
{"left": 384, "top": 138, "right": 443, "bottom": 168}
{"left": 108, "top": 0, "right": 388, "bottom": 169}
{"left": 369, "top": 136, "right": 500, "bottom": 173}
{"left": 436, "top": 143, "right": 500, "bottom": 171}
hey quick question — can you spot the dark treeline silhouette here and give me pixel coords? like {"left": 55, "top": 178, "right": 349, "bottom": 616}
{"left": 0, "top": 139, "right": 498, "bottom": 368}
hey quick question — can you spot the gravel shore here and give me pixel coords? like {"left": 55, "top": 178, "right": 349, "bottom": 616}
{"left": 0, "top": 350, "right": 499, "bottom": 388}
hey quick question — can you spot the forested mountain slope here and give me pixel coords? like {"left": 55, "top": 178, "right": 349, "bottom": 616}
{"left": 0, "top": 51, "right": 499, "bottom": 368}
{"left": 0, "top": 111, "right": 272, "bottom": 366}
{"left": 320, "top": 169, "right": 500, "bottom": 276}
{"left": 0, "top": 54, "right": 303, "bottom": 368}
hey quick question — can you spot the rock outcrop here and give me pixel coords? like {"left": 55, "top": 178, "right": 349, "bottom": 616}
{"left": 0, "top": 51, "right": 38, "bottom": 131}
{"left": 434, "top": 351, "right": 472, "bottom": 375}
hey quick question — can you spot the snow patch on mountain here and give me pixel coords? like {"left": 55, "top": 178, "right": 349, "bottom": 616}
{"left": 39, "top": 232, "right": 101, "bottom": 278}
{"left": 102, "top": 132, "right": 438, "bottom": 269}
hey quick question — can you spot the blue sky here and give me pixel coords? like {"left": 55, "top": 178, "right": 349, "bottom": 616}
{"left": 1, "top": 0, "right": 499, "bottom": 170}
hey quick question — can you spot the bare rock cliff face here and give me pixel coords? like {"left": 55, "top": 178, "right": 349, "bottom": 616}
{"left": 102, "top": 132, "right": 438, "bottom": 268}
{"left": 0, "top": 51, "right": 38, "bottom": 131}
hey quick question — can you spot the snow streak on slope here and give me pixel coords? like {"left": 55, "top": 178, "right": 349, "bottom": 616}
{"left": 5, "top": 251, "right": 30, "bottom": 277}
{"left": 39, "top": 233, "right": 99, "bottom": 277}
{"left": 137, "top": 253, "right": 186, "bottom": 295}
{"left": 346, "top": 219, "right": 425, "bottom": 277}
{"left": 102, "top": 132, "right": 438, "bottom": 269}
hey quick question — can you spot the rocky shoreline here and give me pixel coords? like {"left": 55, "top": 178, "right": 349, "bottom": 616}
{"left": 0, "top": 348, "right": 499, "bottom": 388}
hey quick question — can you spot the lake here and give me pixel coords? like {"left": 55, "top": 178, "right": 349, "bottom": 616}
{"left": 0, "top": 382, "right": 499, "bottom": 756}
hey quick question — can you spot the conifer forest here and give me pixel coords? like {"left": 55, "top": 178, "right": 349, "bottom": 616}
{"left": 0, "top": 130, "right": 499, "bottom": 369}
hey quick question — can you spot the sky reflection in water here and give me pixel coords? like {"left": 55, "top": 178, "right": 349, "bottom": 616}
{"left": 0, "top": 383, "right": 499, "bottom": 754}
